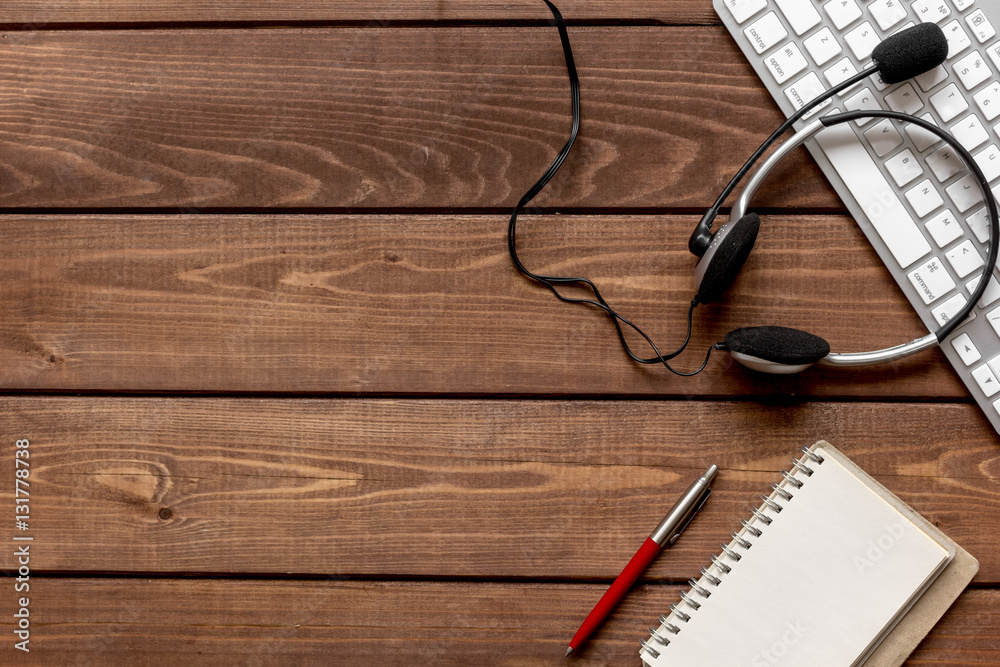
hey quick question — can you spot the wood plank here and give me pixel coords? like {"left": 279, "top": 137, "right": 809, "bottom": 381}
{"left": 0, "top": 579, "right": 994, "bottom": 665}
{"left": 0, "top": 27, "right": 837, "bottom": 210}
{"left": 0, "top": 1, "right": 721, "bottom": 25}
{"left": 0, "top": 213, "right": 968, "bottom": 396}
{"left": 2, "top": 398, "right": 997, "bottom": 579}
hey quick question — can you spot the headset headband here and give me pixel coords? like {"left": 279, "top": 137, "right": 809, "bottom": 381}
{"left": 728, "top": 110, "right": 1000, "bottom": 368}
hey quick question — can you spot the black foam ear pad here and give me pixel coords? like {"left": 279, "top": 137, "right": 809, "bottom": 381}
{"left": 695, "top": 213, "right": 760, "bottom": 304}
{"left": 723, "top": 326, "right": 831, "bottom": 365}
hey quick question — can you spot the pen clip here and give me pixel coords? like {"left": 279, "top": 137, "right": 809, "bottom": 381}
{"left": 666, "top": 488, "right": 711, "bottom": 545}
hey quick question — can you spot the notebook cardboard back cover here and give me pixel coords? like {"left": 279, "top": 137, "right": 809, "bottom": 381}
{"left": 821, "top": 443, "right": 979, "bottom": 667}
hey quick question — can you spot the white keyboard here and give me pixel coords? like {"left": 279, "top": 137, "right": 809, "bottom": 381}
{"left": 716, "top": 0, "right": 1000, "bottom": 434}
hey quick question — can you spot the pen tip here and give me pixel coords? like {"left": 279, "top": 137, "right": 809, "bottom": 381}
{"left": 565, "top": 647, "right": 573, "bottom": 657}
{"left": 703, "top": 464, "right": 719, "bottom": 481}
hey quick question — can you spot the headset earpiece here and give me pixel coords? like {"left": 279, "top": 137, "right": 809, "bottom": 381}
{"left": 723, "top": 326, "right": 830, "bottom": 374}
{"left": 693, "top": 213, "right": 761, "bottom": 304}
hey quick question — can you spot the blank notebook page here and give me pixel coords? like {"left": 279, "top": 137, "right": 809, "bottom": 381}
{"left": 646, "top": 445, "right": 951, "bottom": 667}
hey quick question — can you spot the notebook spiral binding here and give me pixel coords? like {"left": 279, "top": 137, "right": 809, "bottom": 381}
{"left": 641, "top": 446, "right": 826, "bottom": 659}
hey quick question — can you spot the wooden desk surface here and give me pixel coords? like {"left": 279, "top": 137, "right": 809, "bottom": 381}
{"left": 1, "top": 2, "right": 997, "bottom": 664}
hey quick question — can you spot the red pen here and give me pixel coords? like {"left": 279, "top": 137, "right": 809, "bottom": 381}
{"left": 565, "top": 465, "right": 718, "bottom": 657}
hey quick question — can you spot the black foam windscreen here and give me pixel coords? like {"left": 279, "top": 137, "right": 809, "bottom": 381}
{"left": 723, "top": 326, "right": 831, "bottom": 365}
{"left": 871, "top": 23, "right": 948, "bottom": 85}
{"left": 695, "top": 213, "right": 760, "bottom": 304}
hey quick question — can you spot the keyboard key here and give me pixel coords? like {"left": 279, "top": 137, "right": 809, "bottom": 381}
{"left": 916, "top": 65, "right": 949, "bottom": 92}
{"left": 952, "top": 0, "right": 974, "bottom": 10}
{"left": 905, "top": 178, "right": 945, "bottom": 216}
{"left": 926, "top": 209, "right": 964, "bottom": 247}
{"left": 988, "top": 43, "right": 1000, "bottom": 73}
{"left": 814, "top": 120, "right": 931, "bottom": 268}
{"left": 844, "top": 87, "right": 882, "bottom": 125}
{"left": 927, "top": 145, "right": 963, "bottom": 181}
{"left": 824, "top": 57, "right": 859, "bottom": 89}
{"left": 942, "top": 20, "right": 972, "bottom": 59}
{"left": 803, "top": 27, "right": 842, "bottom": 67}
{"left": 967, "top": 274, "right": 1000, "bottom": 308}
{"left": 988, "top": 355, "right": 1000, "bottom": 383}
{"left": 974, "top": 81, "right": 1000, "bottom": 121}
{"left": 966, "top": 10, "right": 996, "bottom": 44}
{"left": 912, "top": 0, "right": 951, "bottom": 24}
{"left": 973, "top": 144, "right": 1000, "bottom": 182}
{"left": 823, "top": 0, "right": 862, "bottom": 31}
{"left": 764, "top": 43, "right": 808, "bottom": 85}
{"left": 775, "top": 44, "right": 813, "bottom": 86}
{"left": 907, "top": 256, "right": 955, "bottom": 304}
{"left": 932, "top": 293, "right": 968, "bottom": 325}
{"left": 951, "top": 332, "right": 982, "bottom": 365}
{"left": 905, "top": 113, "right": 942, "bottom": 152}
{"left": 967, "top": 207, "right": 992, "bottom": 243}
{"left": 885, "top": 83, "right": 924, "bottom": 114}
{"left": 744, "top": 13, "right": 787, "bottom": 55}
{"left": 871, "top": 70, "right": 891, "bottom": 92}
{"left": 784, "top": 73, "right": 831, "bottom": 118}
{"left": 946, "top": 173, "right": 984, "bottom": 212}
{"left": 864, "top": 118, "right": 904, "bottom": 156}
{"left": 946, "top": 239, "right": 985, "bottom": 278}
{"left": 775, "top": 0, "right": 822, "bottom": 35}
{"left": 988, "top": 306, "right": 1000, "bottom": 337}
{"left": 972, "top": 362, "right": 1000, "bottom": 396}
{"left": 950, "top": 113, "right": 990, "bottom": 150}
{"left": 886, "top": 149, "right": 924, "bottom": 186}
{"left": 844, "top": 22, "right": 881, "bottom": 60}
{"left": 954, "top": 51, "right": 993, "bottom": 90}
{"left": 722, "top": 0, "right": 767, "bottom": 23}
{"left": 930, "top": 83, "right": 970, "bottom": 122}
{"left": 869, "top": 0, "right": 908, "bottom": 31}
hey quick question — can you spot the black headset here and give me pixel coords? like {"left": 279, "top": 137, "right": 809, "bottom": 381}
{"left": 508, "top": 3, "right": 999, "bottom": 376}
{"left": 691, "top": 110, "right": 999, "bottom": 373}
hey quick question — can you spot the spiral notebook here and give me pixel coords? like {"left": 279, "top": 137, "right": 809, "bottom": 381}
{"left": 641, "top": 442, "right": 977, "bottom": 667}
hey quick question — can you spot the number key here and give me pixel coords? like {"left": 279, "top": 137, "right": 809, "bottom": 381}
{"left": 954, "top": 51, "right": 992, "bottom": 90}
{"left": 941, "top": 19, "right": 972, "bottom": 59}
{"left": 974, "top": 81, "right": 1000, "bottom": 121}
{"left": 912, "top": 0, "right": 951, "bottom": 25}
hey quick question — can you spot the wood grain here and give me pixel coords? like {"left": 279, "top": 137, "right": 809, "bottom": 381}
{"left": 0, "top": 213, "right": 970, "bottom": 396}
{"left": 0, "top": 7, "right": 994, "bottom": 665}
{"left": 0, "top": 1, "right": 721, "bottom": 26}
{"left": 2, "top": 397, "right": 997, "bottom": 579}
{"left": 0, "top": 27, "right": 838, "bottom": 210}
{"left": 0, "top": 579, "right": 994, "bottom": 665}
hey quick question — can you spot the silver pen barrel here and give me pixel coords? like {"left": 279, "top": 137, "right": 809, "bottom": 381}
{"left": 650, "top": 465, "right": 719, "bottom": 546}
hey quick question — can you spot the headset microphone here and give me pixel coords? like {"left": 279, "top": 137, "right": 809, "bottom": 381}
{"left": 870, "top": 23, "right": 949, "bottom": 85}
{"left": 688, "top": 23, "right": 948, "bottom": 258}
